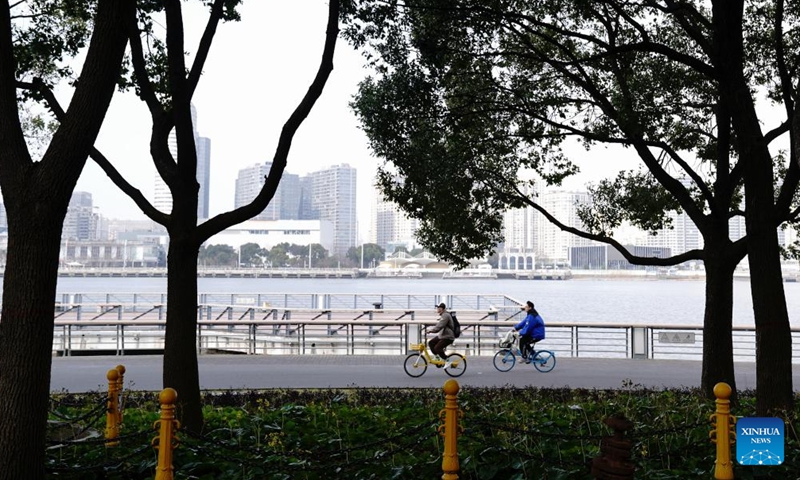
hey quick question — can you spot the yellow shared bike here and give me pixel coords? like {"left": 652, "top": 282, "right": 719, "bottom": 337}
{"left": 403, "top": 342, "right": 466, "bottom": 378}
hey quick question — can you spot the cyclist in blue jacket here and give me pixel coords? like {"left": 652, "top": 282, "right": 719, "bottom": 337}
{"left": 515, "top": 301, "right": 545, "bottom": 363}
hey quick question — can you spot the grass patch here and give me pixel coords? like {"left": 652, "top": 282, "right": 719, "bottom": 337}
{"left": 46, "top": 385, "right": 799, "bottom": 479}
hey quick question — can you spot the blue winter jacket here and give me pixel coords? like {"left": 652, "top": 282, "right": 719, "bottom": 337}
{"left": 515, "top": 313, "right": 545, "bottom": 340}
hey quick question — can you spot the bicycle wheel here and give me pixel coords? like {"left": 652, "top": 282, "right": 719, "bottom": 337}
{"left": 533, "top": 350, "right": 556, "bottom": 372}
{"left": 444, "top": 353, "right": 466, "bottom": 377}
{"left": 492, "top": 349, "right": 516, "bottom": 372}
{"left": 403, "top": 353, "right": 428, "bottom": 377}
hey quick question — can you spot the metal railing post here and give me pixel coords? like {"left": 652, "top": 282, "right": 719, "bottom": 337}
{"left": 152, "top": 388, "right": 180, "bottom": 480}
{"left": 710, "top": 382, "right": 735, "bottom": 479}
{"left": 439, "top": 379, "right": 462, "bottom": 479}
{"left": 115, "top": 365, "right": 125, "bottom": 427}
{"left": 105, "top": 368, "right": 120, "bottom": 447}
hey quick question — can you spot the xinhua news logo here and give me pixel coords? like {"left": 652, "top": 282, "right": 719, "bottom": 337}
{"left": 736, "top": 417, "right": 784, "bottom": 466}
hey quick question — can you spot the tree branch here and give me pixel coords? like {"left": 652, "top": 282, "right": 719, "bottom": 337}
{"left": 197, "top": 0, "right": 341, "bottom": 242}
{"left": 17, "top": 78, "right": 167, "bottom": 224}
{"left": 187, "top": 0, "right": 226, "bottom": 99}
{"left": 126, "top": 4, "right": 164, "bottom": 118}
{"left": 0, "top": 4, "right": 31, "bottom": 171}
{"left": 505, "top": 181, "right": 705, "bottom": 266}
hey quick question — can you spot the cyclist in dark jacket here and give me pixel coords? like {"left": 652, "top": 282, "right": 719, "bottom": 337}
{"left": 429, "top": 303, "right": 455, "bottom": 362}
{"left": 514, "top": 301, "right": 545, "bottom": 363}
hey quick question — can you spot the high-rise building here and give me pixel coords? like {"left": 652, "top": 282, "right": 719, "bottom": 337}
{"left": 535, "top": 189, "right": 595, "bottom": 262}
{"left": 306, "top": 164, "right": 357, "bottom": 256}
{"left": 644, "top": 208, "right": 703, "bottom": 255}
{"left": 233, "top": 163, "right": 357, "bottom": 256}
{"left": 196, "top": 136, "right": 211, "bottom": 219}
{"left": 153, "top": 103, "right": 211, "bottom": 219}
{"left": 372, "top": 189, "right": 420, "bottom": 251}
{"left": 502, "top": 182, "right": 538, "bottom": 253}
{"left": 279, "top": 173, "right": 301, "bottom": 220}
{"left": 233, "top": 163, "right": 284, "bottom": 220}
{"left": 63, "top": 191, "right": 101, "bottom": 241}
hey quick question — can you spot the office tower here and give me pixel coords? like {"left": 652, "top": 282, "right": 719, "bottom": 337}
{"left": 306, "top": 164, "right": 357, "bottom": 256}
{"left": 644, "top": 209, "right": 703, "bottom": 255}
{"left": 196, "top": 136, "right": 211, "bottom": 219}
{"left": 153, "top": 103, "right": 211, "bottom": 219}
{"left": 373, "top": 189, "right": 419, "bottom": 251}
{"left": 234, "top": 163, "right": 282, "bottom": 220}
{"left": 64, "top": 191, "right": 99, "bottom": 241}
{"left": 298, "top": 176, "right": 317, "bottom": 220}
{"left": 535, "top": 189, "right": 594, "bottom": 262}
{"left": 502, "top": 181, "right": 538, "bottom": 252}
{"left": 279, "top": 173, "right": 301, "bottom": 220}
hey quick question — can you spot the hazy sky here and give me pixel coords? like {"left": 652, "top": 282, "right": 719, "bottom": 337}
{"left": 75, "top": 1, "right": 378, "bottom": 239}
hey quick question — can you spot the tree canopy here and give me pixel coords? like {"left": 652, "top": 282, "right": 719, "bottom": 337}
{"left": 343, "top": 0, "right": 800, "bottom": 413}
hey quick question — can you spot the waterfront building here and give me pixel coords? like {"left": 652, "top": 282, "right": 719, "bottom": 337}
{"left": 535, "top": 189, "right": 596, "bottom": 263}
{"left": 644, "top": 208, "right": 703, "bottom": 255}
{"left": 499, "top": 180, "right": 538, "bottom": 270}
{"left": 196, "top": 135, "right": 211, "bottom": 219}
{"left": 153, "top": 103, "right": 212, "bottom": 219}
{"left": 570, "top": 244, "right": 672, "bottom": 270}
{"left": 305, "top": 164, "right": 357, "bottom": 257}
{"left": 59, "top": 239, "right": 163, "bottom": 268}
{"left": 107, "top": 219, "right": 166, "bottom": 241}
{"left": 205, "top": 219, "right": 334, "bottom": 253}
{"left": 233, "top": 164, "right": 356, "bottom": 257}
{"left": 233, "top": 165, "right": 304, "bottom": 222}
{"left": 372, "top": 189, "right": 420, "bottom": 251}
{"left": 234, "top": 163, "right": 279, "bottom": 220}
{"left": 63, "top": 191, "right": 102, "bottom": 241}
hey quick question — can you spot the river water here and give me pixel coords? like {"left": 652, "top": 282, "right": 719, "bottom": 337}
{"left": 5, "top": 276, "right": 793, "bottom": 328}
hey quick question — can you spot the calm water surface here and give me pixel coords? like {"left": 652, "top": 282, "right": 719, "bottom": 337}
{"left": 2, "top": 276, "right": 791, "bottom": 328}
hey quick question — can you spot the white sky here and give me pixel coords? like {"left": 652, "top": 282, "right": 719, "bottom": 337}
{"left": 76, "top": 1, "right": 378, "bottom": 241}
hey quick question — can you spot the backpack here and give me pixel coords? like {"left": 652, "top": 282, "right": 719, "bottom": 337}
{"left": 450, "top": 313, "right": 462, "bottom": 338}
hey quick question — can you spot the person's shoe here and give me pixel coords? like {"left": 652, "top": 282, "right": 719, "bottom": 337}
{"left": 523, "top": 358, "right": 531, "bottom": 364}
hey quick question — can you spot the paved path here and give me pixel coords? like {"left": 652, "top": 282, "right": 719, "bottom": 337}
{"left": 50, "top": 354, "right": 800, "bottom": 392}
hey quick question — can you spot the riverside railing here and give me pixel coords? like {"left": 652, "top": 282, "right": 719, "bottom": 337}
{"left": 51, "top": 314, "right": 800, "bottom": 362}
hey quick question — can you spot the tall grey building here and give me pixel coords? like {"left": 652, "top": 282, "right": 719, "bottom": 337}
{"left": 306, "top": 164, "right": 357, "bottom": 256}
{"left": 535, "top": 189, "right": 595, "bottom": 262}
{"left": 233, "top": 163, "right": 358, "bottom": 256}
{"left": 234, "top": 163, "right": 282, "bottom": 220}
{"left": 154, "top": 103, "right": 211, "bottom": 219}
{"left": 64, "top": 191, "right": 100, "bottom": 241}
{"left": 372, "top": 188, "right": 419, "bottom": 251}
{"left": 298, "top": 176, "right": 317, "bottom": 220}
{"left": 196, "top": 136, "right": 211, "bottom": 219}
{"left": 279, "top": 173, "right": 301, "bottom": 220}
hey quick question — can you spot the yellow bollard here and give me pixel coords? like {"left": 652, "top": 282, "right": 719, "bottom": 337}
{"left": 104, "top": 368, "right": 120, "bottom": 447}
{"left": 152, "top": 388, "right": 180, "bottom": 480}
{"left": 115, "top": 365, "right": 126, "bottom": 427}
{"left": 709, "top": 382, "right": 736, "bottom": 479}
{"left": 439, "top": 379, "right": 462, "bottom": 480}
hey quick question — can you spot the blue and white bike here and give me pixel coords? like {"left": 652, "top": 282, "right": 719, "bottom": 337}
{"left": 493, "top": 330, "right": 556, "bottom": 373}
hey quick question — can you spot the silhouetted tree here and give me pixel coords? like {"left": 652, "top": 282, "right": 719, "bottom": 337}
{"left": 0, "top": 2, "right": 132, "bottom": 476}
{"left": 345, "top": 0, "right": 799, "bottom": 413}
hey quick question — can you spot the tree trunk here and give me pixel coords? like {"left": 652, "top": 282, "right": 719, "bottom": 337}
{"left": 700, "top": 251, "right": 737, "bottom": 401}
{"left": 746, "top": 206, "right": 793, "bottom": 415}
{"left": 0, "top": 215, "right": 64, "bottom": 479}
{"left": 163, "top": 236, "right": 203, "bottom": 432}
